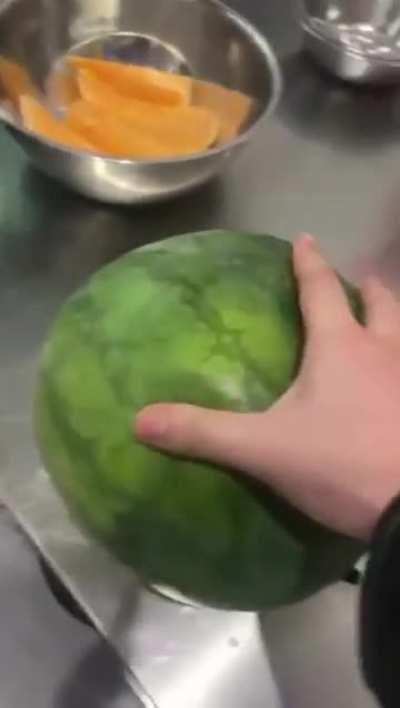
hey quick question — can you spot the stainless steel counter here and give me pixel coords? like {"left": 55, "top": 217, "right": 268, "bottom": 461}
{"left": 1, "top": 0, "right": 399, "bottom": 705}
{"left": 0, "top": 506, "right": 139, "bottom": 708}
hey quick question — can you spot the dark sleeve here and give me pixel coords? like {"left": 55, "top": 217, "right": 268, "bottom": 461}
{"left": 360, "top": 495, "right": 400, "bottom": 708}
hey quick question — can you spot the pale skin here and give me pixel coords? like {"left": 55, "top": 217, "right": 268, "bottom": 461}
{"left": 135, "top": 234, "right": 400, "bottom": 541}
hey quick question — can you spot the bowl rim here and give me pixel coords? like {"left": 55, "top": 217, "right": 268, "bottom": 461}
{"left": 5, "top": 0, "right": 283, "bottom": 166}
{"left": 301, "top": 18, "right": 400, "bottom": 67}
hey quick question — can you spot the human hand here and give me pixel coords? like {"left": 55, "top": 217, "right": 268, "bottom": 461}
{"left": 135, "top": 235, "right": 400, "bottom": 541}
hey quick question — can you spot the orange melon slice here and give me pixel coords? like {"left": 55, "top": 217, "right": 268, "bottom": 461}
{"left": 76, "top": 68, "right": 219, "bottom": 155}
{"left": 47, "top": 65, "right": 80, "bottom": 112}
{"left": 0, "top": 57, "right": 38, "bottom": 111}
{"left": 66, "top": 100, "right": 175, "bottom": 158}
{"left": 20, "top": 94, "right": 95, "bottom": 152}
{"left": 191, "top": 78, "right": 254, "bottom": 144}
{"left": 68, "top": 55, "right": 192, "bottom": 106}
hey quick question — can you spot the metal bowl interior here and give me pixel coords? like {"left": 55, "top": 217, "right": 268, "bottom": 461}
{"left": 0, "top": 0, "right": 281, "bottom": 204}
{"left": 300, "top": 0, "right": 400, "bottom": 61}
{"left": 300, "top": 0, "right": 400, "bottom": 29}
{"left": 300, "top": 0, "right": 400, "bottom": 84}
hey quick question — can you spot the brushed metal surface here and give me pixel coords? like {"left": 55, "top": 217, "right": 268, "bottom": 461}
{"left": 2, "top": 463, "right": 376, "bottom": 708}
{"left": 0, "top": 0, "right": 280, "bottom": 204}
{"left": 0, "top": 506, "right": 140, "bottom": 708}
{"left": 3, "top": 0, "right": 400, "bottom": 705}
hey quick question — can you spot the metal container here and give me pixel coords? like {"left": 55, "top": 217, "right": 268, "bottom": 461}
{"left": 0, "top": 0, "right": 281, "bottom": 205}
{"left": 300, "top": 0, "right": 400, "bottom": 84}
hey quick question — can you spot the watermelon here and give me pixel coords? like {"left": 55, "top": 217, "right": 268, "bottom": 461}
{"left": 35, "top": 231, "right": 363, "bottom": 610}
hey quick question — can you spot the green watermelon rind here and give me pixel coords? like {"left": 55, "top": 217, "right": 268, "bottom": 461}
{"left": 34, "top": 231, "right": 364, "bottom": 610}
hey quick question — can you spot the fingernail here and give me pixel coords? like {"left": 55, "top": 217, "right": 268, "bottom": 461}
{"left": 297, "top": 233, "right": 315, "bottom": 248}
{"left": 135, "top": 408, "right": 168, "bottom": 442}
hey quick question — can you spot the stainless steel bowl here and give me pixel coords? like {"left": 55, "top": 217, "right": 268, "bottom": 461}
{"left": 300, "top": 0, "right": 400, "bottom": 84}
{"left": 0, "top": 0, "right": 281, "bottom": 205}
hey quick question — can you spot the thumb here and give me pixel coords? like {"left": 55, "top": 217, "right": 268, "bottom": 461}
{"left": 135, "top": 403, "right": 271, "bottom": 474}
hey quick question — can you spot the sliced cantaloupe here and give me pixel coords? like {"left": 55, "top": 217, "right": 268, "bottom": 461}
{"left": 0, "top": 57, "right": 38, "bottom": 111}
{"left": 66, "top": 100, "right": 175, "bottom": 158}
{"left": 78, "top": 68, "right": 174, "bottom": 119}
{"left": 18, "top": 56, "right": 247, "bottom": 158}
{"left": 68, "top": 55, "right": 192, "bottom": 107}
{"left": 20, "top": 94, "right": 95, "bottom": 152}
{"left": 76, "top": 69, "right": 219, "bottom": 155}
{"left": 66, "top": 97, "right": 218, "bottom": 158}
{"left": 191, "top": 78, "right": 254, "bottom": 144}
{"left": 47, "top": 65, "right": 80, "bottom": 112}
